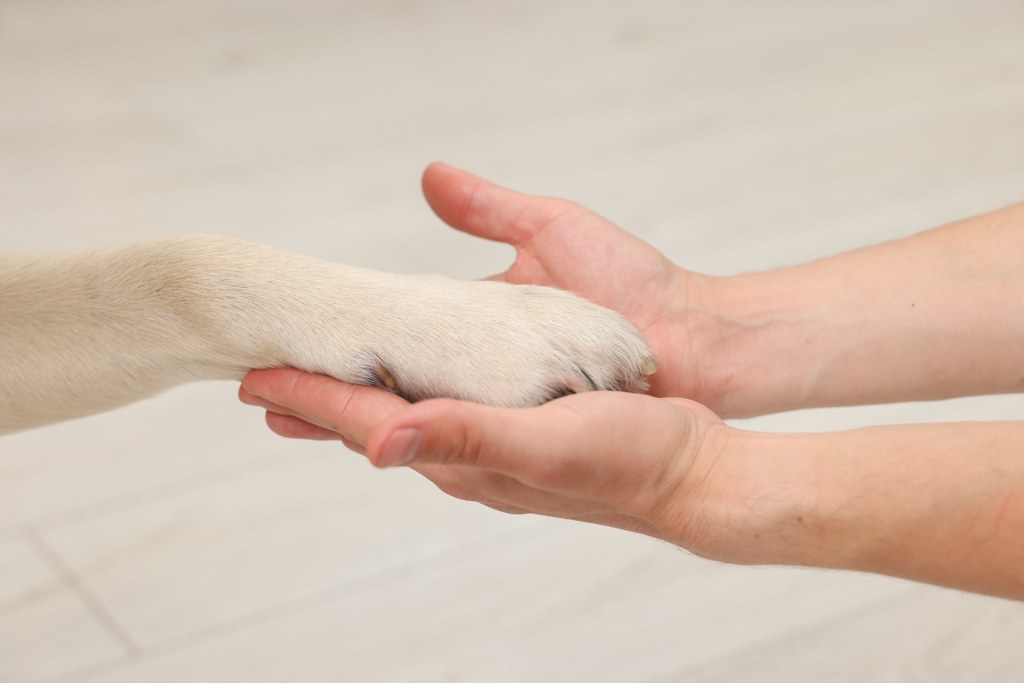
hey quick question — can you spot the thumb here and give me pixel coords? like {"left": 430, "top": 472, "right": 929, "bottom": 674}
{"left": 367, "top": 399, "right": 550, "bottom": 471}
{"left": 365, "top": 393, "right": 695, "bottom": 492}
{"left": 421, "top": 162, "right": 560, "bottom": 247}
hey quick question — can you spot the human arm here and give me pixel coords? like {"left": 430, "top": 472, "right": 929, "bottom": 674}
{"left": 421, "top": 163, "right": 1024, "bottom": 416}
{"left": 707, "top": 204, "right": 1024, "bottom": 416}
{"left": 239, "top": 369, "right": 1024, "bottom": 600}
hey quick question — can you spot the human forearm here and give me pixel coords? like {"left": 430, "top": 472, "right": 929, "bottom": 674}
{"left": 696, "top": 203, "right": 1024, "bottom": 417}
{"left": 699, "top": 421, "right": 1024, "bottom": 599}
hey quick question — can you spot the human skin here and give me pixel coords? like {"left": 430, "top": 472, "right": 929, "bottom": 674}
{"left": 239, "top": 164, "right": 1024, "bottom": 599}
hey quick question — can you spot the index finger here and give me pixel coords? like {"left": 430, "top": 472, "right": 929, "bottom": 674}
{"left": 242, "top": 368, "right": 410, "bottom": 447}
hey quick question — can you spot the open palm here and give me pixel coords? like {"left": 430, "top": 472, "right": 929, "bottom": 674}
{"left": 422, "top": 163, "right": 714, "bottom": 401}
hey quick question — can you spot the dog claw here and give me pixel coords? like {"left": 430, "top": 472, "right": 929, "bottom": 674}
{"left": 373, "top": 362, "right": 398, "bottom": 391}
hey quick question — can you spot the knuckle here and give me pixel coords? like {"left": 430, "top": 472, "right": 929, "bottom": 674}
{"left": 424, "top": 400, "right": 487, "bottom": 467}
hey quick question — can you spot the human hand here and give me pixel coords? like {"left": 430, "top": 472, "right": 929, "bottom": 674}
{"left": 239, "top": 367, "right": 748, "bottom": 558}
{"left": 242, "top": 367, "right": 1024, "bottom": 600}
{"left": 422, "top": 163, "right": 720, "bottom": 406}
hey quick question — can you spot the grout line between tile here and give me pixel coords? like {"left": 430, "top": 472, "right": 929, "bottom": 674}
{"left": 38, "top": 520, "right": 553, "bottom": 683}
{"left": 24, "top": 527, "right": 143, "bottom": 659}
{"left": 637, "top": 583, "right": 927, "bottom": 683}
{"left": 31, "top": 450, "right": 296, "bottom": 533}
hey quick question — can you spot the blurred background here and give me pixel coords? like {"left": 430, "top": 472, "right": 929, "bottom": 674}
{"left": 1, "top": 0, "right": 1023, "bottom": 680}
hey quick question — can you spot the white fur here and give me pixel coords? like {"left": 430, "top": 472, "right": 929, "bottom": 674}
{"left": 0, "top": 235, "right": 655, "bottom": 434}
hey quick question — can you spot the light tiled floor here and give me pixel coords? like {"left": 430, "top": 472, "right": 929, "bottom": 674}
{"left": 1, "top": 0, "right": 1023, "bottom": 681}
{"left": 0, "top": 537, "right": 123, "bottom": 680}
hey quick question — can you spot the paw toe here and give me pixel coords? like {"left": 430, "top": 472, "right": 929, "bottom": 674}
{"left": 365, "top": 358, "right": 408, "bottom": 398}
{"left": 564, "top": 366, "right": 599, "bottom": 394}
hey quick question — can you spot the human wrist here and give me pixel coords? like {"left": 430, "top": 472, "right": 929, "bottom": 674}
{"left": 672, "top": 414, "right": 1024, "bottom": 597}
{"left": 671, "top": 426, "right": 828, "bottom": 566}
{"left": 677, "top": 425, "right": 870, "bottom": 571}
{"left": 691, "top": 269, "right": 832, "bottom": 418}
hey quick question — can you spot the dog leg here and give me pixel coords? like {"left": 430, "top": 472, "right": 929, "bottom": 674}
{"left": 0, "top": 236, "right": 654, "bottom": 433}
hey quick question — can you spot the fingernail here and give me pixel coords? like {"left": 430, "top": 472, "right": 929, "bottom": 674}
{"left": 239, "top": 381, "right": 262, "bottom": 400}
{"left": 377, "top": 428, "right": 422, "bottom": 468}
{"left": 238, "top": 388, "right": 260, "bottom": 406}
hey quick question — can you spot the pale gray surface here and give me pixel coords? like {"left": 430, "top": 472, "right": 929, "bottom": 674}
{"left": 1, "top": 0, "right": 1023, "bottom": 681}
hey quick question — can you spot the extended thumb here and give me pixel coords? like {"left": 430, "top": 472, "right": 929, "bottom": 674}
{"left": 369, "top": 399, "right": 534, "bottom": 471}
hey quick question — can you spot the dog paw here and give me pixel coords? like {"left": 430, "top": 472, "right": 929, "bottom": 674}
{"left": 139, "top": 236, "right": 654, "bottom": 409}
{"left": 336, "top": 275, "right": 656, "bottom": 407}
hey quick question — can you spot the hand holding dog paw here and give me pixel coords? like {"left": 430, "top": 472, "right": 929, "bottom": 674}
{"left": 240, "top": 369, "right": 732, "bottom": 555}
{"left": 422, "top": 162, "right": 714, "bottom": 404}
